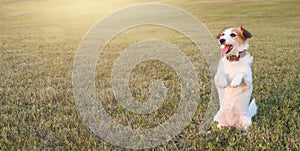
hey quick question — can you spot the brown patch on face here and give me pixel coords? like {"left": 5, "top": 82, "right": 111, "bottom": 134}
{"left": 232, "top": 28, "right": 246, "bottom": 45}
{"left": 216, "top": 27, "right": 227, "bottom": 39}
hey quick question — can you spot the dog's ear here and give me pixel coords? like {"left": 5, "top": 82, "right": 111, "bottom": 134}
{"left": 216, "top": 27, "right": 227, "bottom": 39}
{"left": 240, "top": 26, "right": 252, "bottom": 39}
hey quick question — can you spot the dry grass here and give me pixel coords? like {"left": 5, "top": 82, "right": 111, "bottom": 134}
{"left": 0, "top": 0, "right": 299, "bottom": 150}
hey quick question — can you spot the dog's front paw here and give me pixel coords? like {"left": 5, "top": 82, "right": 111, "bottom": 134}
{"left": 230, "top": 79, "right": 241, "bottom": 87}
{"left": 218, "top": 79, "right": 228, "bottom": 88}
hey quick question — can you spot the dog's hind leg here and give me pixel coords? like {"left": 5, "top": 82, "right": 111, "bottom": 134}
{"left": 238, "top": 99, "right": 257, "bottom": 130}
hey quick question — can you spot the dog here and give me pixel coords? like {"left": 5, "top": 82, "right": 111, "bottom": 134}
{"left": 214, "top": 27, "right": 257, "bottom": 130}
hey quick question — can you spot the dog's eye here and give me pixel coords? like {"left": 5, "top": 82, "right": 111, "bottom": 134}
{"left": 230, "top": 33, "right": 237, "bottom": 37}
{"left": 222, "top": 33, "right": 225, "bottom": 36}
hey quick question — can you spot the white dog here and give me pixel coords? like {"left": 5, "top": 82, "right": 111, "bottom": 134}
{"left": 214, "top": 27, "right": 257, "bottom": 130}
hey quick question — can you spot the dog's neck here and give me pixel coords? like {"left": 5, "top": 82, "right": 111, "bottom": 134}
{"left": 226, "top": 50, "right": 247, "bottom": 62}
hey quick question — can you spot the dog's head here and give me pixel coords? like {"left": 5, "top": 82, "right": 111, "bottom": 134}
{"left": 216, "top": 27, "right": 252, "bottom": 56}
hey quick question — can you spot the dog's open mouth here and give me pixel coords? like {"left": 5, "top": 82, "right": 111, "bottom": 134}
{"left": 222, "top": 44, "right": 234, "bottom": 54}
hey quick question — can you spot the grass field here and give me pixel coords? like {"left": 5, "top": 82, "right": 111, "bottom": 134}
{"left": 0, "top": 0, "right": 299, "bottom": 150}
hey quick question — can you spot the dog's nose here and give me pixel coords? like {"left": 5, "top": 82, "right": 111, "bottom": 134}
{"left": 219, "top": 39, "right": 225, "bottom": 44}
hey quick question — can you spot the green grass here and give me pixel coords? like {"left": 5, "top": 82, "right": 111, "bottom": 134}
{"left": 0, "top": 0, "right": 299, "bottom": 150}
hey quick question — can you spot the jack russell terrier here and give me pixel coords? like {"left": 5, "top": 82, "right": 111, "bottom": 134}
{"left": 214, "top": 27, "right": 257, "bottom": 131}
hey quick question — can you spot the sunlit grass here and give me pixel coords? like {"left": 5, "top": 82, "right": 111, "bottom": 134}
{"left": 0, "top": 0, "right": 299, "bottom": 150}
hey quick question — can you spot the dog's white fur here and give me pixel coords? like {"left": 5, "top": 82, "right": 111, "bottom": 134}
{"left": 214, "top": 27, "right": 257, "bottom": 130}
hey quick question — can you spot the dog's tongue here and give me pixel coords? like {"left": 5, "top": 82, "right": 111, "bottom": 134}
{"left": 222, "top": 45, "right": 230, "bottom": 54}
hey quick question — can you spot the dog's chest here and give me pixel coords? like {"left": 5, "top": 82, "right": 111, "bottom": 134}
{"left": 223, "top": 60, "right": 248, "bottom": 80}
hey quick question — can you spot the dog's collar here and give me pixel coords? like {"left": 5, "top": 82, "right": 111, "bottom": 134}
{"left": 226, "top": 50, "right": 247, "bottom": 62}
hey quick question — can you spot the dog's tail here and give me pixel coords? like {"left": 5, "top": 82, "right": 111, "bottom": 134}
{"left": 249, "top": 99, "right": 257, "bottom": 117}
